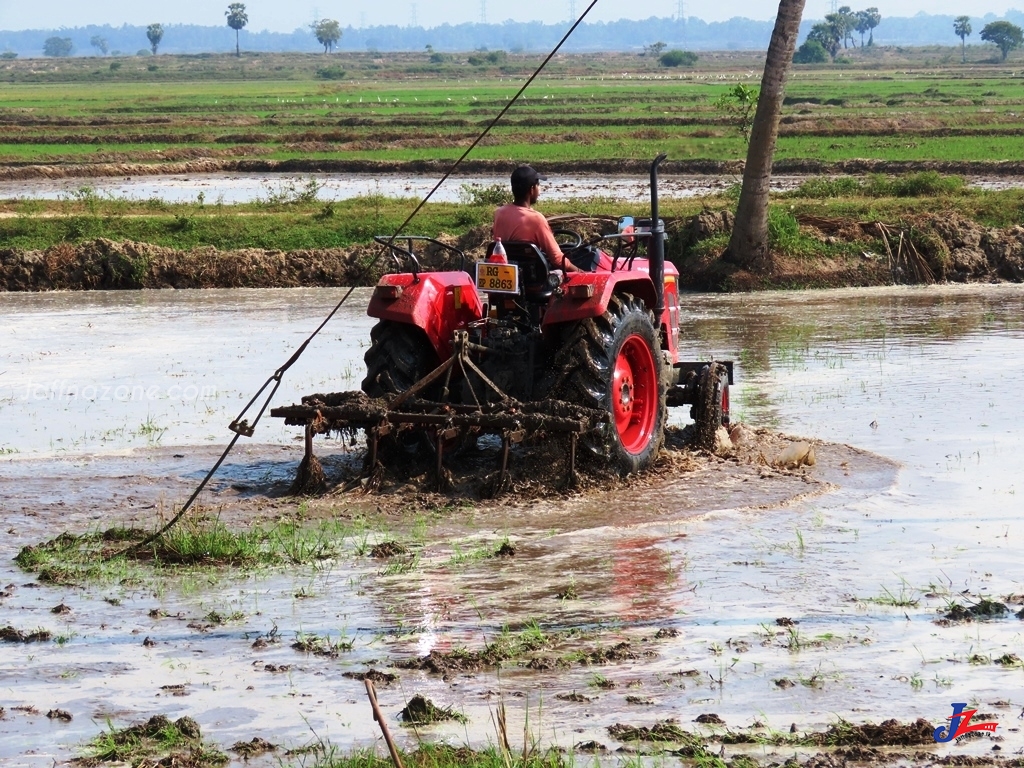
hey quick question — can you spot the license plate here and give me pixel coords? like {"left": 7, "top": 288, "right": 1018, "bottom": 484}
{"left": 475, "top": 263, "right": 520, "bottom": 294}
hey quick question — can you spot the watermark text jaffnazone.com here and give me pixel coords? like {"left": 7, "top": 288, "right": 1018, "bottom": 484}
{"left": 10, "top": 380, "right": 217, "bottom": 403}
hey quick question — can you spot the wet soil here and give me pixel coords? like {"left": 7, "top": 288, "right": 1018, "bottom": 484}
{"left": 4, "top": 209, "right": 1024, "bottom": 292}
{"left": 0, "top": 425, "right": 857, "bottom": 543}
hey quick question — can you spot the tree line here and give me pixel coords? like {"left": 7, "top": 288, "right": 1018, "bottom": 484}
{"left": 11, "top": 9, "right": 1024, "bottom": 60}
{"left": 37, "top": 4, "right": 344, "bottom": 59}
{"left": 792, "top": 7, "right": 1022, "bottom": 63}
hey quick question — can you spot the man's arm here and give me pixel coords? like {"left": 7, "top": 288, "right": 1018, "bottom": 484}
{"left": 534, "top": 212, "right": 580, "bottom": 272}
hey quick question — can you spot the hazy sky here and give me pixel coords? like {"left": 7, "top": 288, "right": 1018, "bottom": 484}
{"left": 0, "top": 1, "right": 1019, "bottom": 31}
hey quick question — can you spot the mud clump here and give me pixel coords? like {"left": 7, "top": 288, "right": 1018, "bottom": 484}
{"left": 291, "top": 633, "right": 353, "bottom": 657}
{"left": 230, "top": 737, "right": 277, "bottom": 757}
{"left": 773, "top": 441, "right": 817, "bottom": 469}
{"left": 46, "top": 709, "right": 73, "bottom": 721}
{"left": 608, "top": 720, "right": 690, "bottom": 742}
{"left": 994, "top": 653, "right": 1022, "bottom": 666}
{"left": 396, "top": 647, "right": 504, "bottom": 676}
{"left": 342, "top": 668, "right": 399, "bottom": 685}
{"left": 74, "top": 714, "right": 223, "bottom": 767}
{"left": 556, "top": 692, "right": 592, "bottom": 703}
{"left": 942, "top": 598, "right": 1008, "bottom": 623}
{"left": 0, "top": 626, "right": 53, "bottom": 643}
{"left": 369, "top": 541, "right": 408, "bottom": 558}
{"left": 494, "top": 540, "right": 517, "bottom": 557}
{"left": 575, "top": 641, "right": 647, "bottom": 665}
{"left": 399, "top": 695, "right": 466, "bottom": 724}
{"left": 811, "top": 718, "right": 935, "bottom": 747}
{"left": 695, "top": 713, "right": 725, "bottom": 725}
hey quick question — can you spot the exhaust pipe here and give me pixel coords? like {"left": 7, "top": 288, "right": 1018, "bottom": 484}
{"left": 649, "top": 153, "right": 668, "bottom": 320}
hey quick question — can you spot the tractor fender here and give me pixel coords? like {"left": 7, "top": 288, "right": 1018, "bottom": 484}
{"left": 367, "top": 271, "right": 484, "bottom": 360}
{"left": 542, "top": 272, "right": 658, "bottom": 326}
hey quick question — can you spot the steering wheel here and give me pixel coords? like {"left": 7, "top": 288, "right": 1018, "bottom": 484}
{"left": 551, "top": 228, "right": 583, "bottom": 251}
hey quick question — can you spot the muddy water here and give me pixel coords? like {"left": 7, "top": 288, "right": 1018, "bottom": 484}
{"left": 2, "top": 284, "right": 1024, "bottom": 764}
{"left": 2, "top": 174, "right": 1022, "bottom": 206}
{"left": 0, "top": 173, "right": 776, "bottom": 205}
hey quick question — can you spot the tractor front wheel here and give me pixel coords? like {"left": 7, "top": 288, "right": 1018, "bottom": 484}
{"left": 550, "top": 294, "right": 666, "bottom": 475}
{"left": 692, "top": 362, "right": 730, "bottom": 451}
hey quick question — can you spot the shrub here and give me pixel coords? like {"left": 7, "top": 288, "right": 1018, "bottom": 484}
{"left": 147, "top": 64, "right": 158, "bottom": 72}
{"left": 109, "top": 61, "right": 122, "bottom": 71}
{"left": 767, "top": 208, "right": 801, "bottom": 250}
{"left": 793, "top": 39, "right": 829, "bottom": 64}
{"left": 866, "top": 171, "right": 965, "bottom": 197}
{"left": 659, "top": 49, "right": 698, "bottom": 67}
{"left": 791, "top": 176, "right": 862, "bottom": 198}
{"left": 315, "top": 65, "right": 346, "bottom": 80}
{"left": 429, "top": 52, "right": 451, "bottom": 64}
{"left": 0, "top": 52, "right": 17, "bottom": 60}
{"left": 459, "top": 183, "right": 510, "bottom": 206}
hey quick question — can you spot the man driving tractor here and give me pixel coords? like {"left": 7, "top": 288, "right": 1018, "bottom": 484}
{"left": 492, "top": 165, "right": 582, "bottom": 272}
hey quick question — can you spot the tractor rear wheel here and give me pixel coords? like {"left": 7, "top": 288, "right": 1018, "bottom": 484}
{"left": 548, "top": 294, "right": 666, "bottom": 475}
{"left": 361, "top": 320, "right": 438, "bottom": 400}
{"left": 362, "top": 321, "right": 439, "bottom": 456}
{"left": 692, "top": 362, "right": 730, "bottom": 451}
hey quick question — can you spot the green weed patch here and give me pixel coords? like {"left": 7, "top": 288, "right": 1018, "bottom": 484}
{"left": 78, "top": 715, "right": 226, "bottom": 767}
{"left": 15, "top": 519, "right": 352, "bottom": 583}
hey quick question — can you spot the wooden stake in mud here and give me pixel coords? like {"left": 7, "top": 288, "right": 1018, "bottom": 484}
{"left": 364, "top": 679, "right": 405, "bottom": 768}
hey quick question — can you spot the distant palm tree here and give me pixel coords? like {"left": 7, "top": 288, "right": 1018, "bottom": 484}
{"left": 725, "top": 0, "right": 807, "bottom": 273}
{"left": 954, "top": 16, "right": 972, "bottom": 63}
{"left": 146, "top": 24, "right": 164, "bottom": 56}
{"left": 225, "top": 3, "right": 248, "bottom": 58}
{"left": 862, "top": 7, "right": 881, "bottom": 46}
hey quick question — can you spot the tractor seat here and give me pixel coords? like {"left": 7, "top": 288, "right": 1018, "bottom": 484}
{"left": 487, "top": 240, "right": 556, "bottom": 301}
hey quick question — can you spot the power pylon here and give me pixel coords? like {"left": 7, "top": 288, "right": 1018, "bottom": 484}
{"left": 480, "top": 0, "right": 487, "bottom": 24}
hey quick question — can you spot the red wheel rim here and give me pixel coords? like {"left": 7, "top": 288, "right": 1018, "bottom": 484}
{"left": 611, "top": 334, "right": 658, "bottom": 455}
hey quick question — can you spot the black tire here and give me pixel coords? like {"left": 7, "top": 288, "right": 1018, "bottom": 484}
{"left": 361, "top": 320, "right": 438, "bottom": 400}
{"left": 361, "top": 321, "right": 439, "bottom": 456}
{"left": 692, "top": 362, "right": 729, "bottom": 451}
{"left": 546, "top": 294, "right": 666, "bottom": 475}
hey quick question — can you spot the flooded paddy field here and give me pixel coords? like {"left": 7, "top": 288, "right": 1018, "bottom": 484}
{"left": 2, "top": 284, "right": 1024, "bottom": 766}
{"left": 0, "top": 172, "right": 750, "bottom": 206}
{"left": 3, "top": 172, "right": 1024, "bottom": 207}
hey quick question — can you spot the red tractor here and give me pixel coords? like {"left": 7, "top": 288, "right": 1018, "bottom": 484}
{"left": 273, "top": 156, "right": 732, "bottom": 489}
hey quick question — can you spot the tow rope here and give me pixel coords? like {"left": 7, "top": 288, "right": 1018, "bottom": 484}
{"left": 113, "top": 1, "right": 602, "bottom": 558}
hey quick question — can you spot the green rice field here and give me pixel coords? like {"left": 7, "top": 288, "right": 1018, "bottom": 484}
{"left": 2, "top": 49, "right": 1024, "bottom": 170}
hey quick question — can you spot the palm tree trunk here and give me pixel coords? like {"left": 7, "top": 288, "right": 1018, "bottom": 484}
{"left": 235, "top": 30, "right": 240, "bottom": 57}
{"left": 724, "top": 0, "right": 807, "bottom": 272}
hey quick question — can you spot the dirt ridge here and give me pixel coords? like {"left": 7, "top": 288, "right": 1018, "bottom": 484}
{"left": 4, "top": 211, "right": 1024, "bottom": 292}
{"left": 8, "top": 158, "right": 1024, "bottom": 182}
